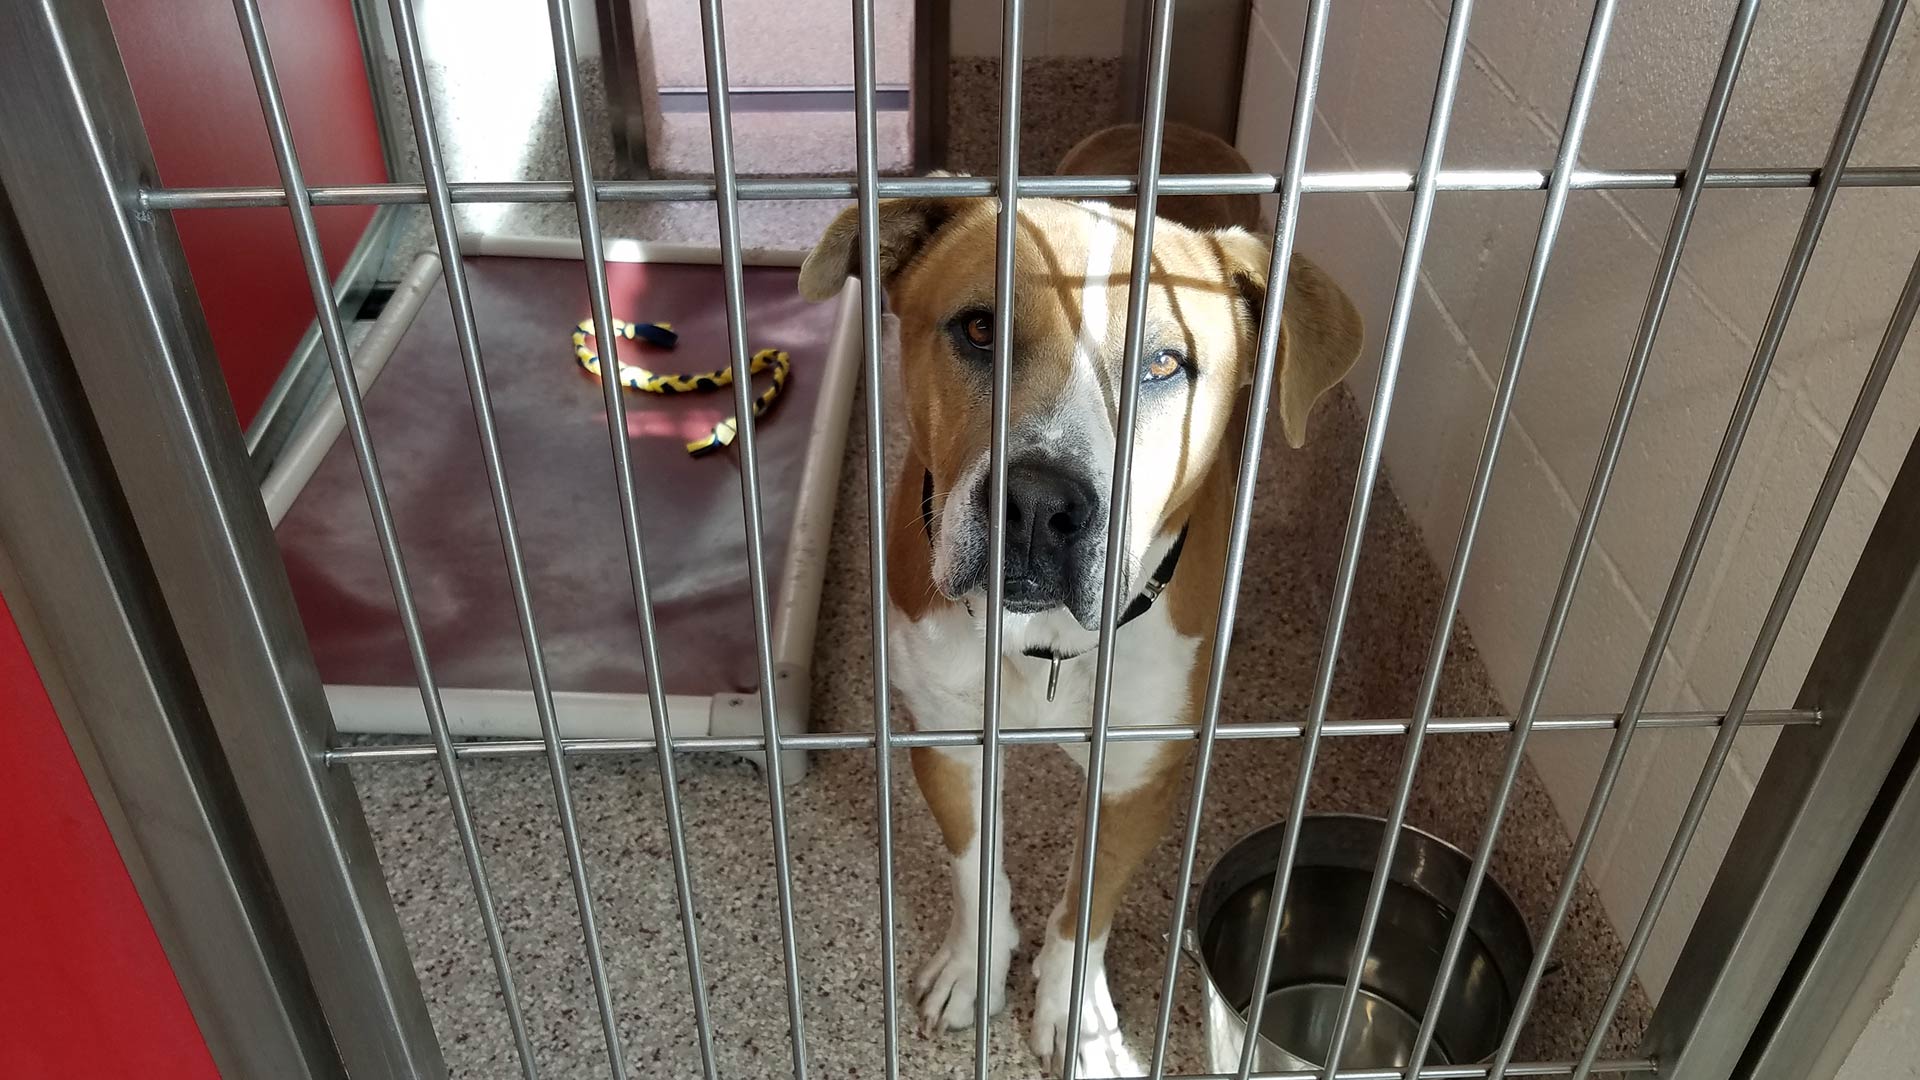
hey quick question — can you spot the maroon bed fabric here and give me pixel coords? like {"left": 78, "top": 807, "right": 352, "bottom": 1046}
{"left": 275, "top": 255, "right": 840, "bottom": 698}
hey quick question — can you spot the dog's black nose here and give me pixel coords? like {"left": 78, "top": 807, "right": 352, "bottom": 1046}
{"left": 1007, "top": 461, "right": 1095, "bottom": 544}
{"left": 998, "top": 461, "right": 1099, "bottom": 607}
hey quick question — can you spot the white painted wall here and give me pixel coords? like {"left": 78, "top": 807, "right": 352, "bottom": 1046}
{"left": 360, "top": 0, "right": 607, "bottom": 233}
{"left": 1237, "top": 0, "right": 1920, "bottom": 1006}
{"left": 1837, "top": 938, "right": 1920, "bottom": 1080}
{"left": 373, "top": 0, "right": 604, "bottom": 60}
{"left": 412, "top": 0, "right": 599, "bottom": 57}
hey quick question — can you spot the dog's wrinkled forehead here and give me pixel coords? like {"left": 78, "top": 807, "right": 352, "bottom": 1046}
{"left": 799, "top": 186, "right": 1364, "bottom": 459}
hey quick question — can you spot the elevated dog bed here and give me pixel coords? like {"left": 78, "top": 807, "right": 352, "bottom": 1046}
{"left": 265, "top": 235, "right": 860, "bottom": 781}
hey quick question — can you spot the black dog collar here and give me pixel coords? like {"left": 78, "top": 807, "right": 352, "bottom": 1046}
{"left": 923, "top": 469, "right": 1189, "bottom": 700}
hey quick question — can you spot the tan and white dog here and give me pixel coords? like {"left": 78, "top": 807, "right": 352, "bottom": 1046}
{"left": 800, "top": 122, "right": 1363, "bottom": 1074}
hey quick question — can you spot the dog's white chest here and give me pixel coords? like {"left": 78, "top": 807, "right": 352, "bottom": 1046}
{"left": 888, "top": 600, "right": 1201, "bottom": 784}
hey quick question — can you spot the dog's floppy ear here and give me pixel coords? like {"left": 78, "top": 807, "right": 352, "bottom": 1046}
{"left": 1213, "top": 228, "right": 1364, "bottom": 449}
{"left": 798, "top": 179, "right": 961, "bottom": 302}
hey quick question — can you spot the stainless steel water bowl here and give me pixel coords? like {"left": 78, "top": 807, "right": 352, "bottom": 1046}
{"left": 1191, "top": 814, "right": 1535, "bottom": 1073}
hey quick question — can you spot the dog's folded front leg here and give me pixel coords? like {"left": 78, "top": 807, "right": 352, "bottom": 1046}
{"left": 910, "top": 744, "right": 1016, "bottom": 1033}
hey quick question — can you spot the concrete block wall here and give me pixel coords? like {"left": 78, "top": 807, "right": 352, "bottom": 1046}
{"left": 1237, "top": 0, "right": 1920, "bottom": 1001}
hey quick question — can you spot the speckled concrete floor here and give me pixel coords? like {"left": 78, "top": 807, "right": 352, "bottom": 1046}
{"left": 343, "top": 56, "right": 1650, "bottom": 1080}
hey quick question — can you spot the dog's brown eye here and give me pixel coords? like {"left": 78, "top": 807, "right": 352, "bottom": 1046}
{"left": 962, "top": 313, "right": 994, "bottom": 351}
{"left": 1144, "top": 349, "right": 1185, "bottom": 382}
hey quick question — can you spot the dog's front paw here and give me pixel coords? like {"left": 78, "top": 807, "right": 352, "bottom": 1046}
{"left": 1030, "top": 936, "right": 1142, "bottom": 1078}
{"left": 914, "top": 936, "right": 1007, "bottom": 1033}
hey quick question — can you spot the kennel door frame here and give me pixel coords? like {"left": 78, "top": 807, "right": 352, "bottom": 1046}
{"left": 1644, "top": 363, "right": 1920, "bottom": 1078}
{"left": 0, "top": 177, "right": 344, "bottom": 1080}
{"left": 0, "top": 3, "right": 444, "bottom": 1078}
{"left": 1733, "top": 696, "right": 1920, "bottom": 1080}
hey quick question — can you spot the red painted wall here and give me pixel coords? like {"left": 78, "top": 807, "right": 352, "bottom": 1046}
{"left": 105, "top": 0, "right": 389, "bottom": 428}
{"left": 0, "top": 594, "right": 221, "bottom": 1080}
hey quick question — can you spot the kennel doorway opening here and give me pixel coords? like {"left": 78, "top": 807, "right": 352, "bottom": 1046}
{"left": 2, "top": 1, "right": 1920, "bottom": 1079}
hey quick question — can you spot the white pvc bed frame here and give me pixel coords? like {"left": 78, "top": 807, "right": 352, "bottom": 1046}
{"left": 260, "top": 232, "right": 862, "bottom": 782}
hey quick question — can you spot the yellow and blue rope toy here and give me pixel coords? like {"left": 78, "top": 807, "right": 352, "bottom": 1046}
{"left": 571, "top": 317, "right": 791, "bottom": 457}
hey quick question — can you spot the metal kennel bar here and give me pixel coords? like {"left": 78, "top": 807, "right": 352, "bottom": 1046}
{"left": 3, "top": 0, "right": 1920, "bottom": 1078}
{"left": 689, "top": 0, "right": 815, "bottom": 1073}
{"left": 139, "top": 166, "right": 1920, "bottom": 210}
{"left": 323, "top": 707, "right": 1822, "bottom": 762}
{"left": 547, "top": 0, "right": 724, "bottom": 1069}
{"left": 1233, "top": 0, "right": 1482, "bottom": 1074}
{"left": 1057, "top": 0, "right": 1180, "bottom": 1072}
{"left": 1128, "top": 1060, "right": 1658, "bottom": 1068}
{"left": 1148, "top": 1, "right": 1334, "bottom": 1073}
{"left": 1394, "top": 1, "right": 1763, "bottom": 1074}
{"left": 850, "top": 0, "right": 903, "bottom": 1076}
{"left": 1577, "top": 222, "right": 1920, "bottom": 1080}
{"left": 975, "top": 0, "right": 1025, "bottom": 1073}
{"left": 1326, "top": 0, "right": 1621, "bottom": 1076}
{"left": 386, "top": 0, "right": 716, "bottom": 1074}
{"left": 223, "top": 1, "right": 542, "bottom": 1075}
{"left": 1492, "top": 4, "right": 1905, "bottom": 1076}
{"left": 1641, "top": 350, "right": 1920, "bottom": 1080}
